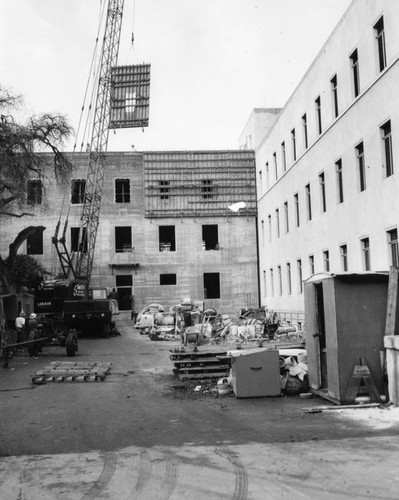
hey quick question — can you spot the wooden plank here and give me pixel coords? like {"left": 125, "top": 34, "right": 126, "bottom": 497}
{"left": 385, "top": 266, "right": 399, "bottom": 336}
{"left": 176, "top": 364, "right": 230, "bottom": 374}
{"left": 178, "top": 372, "right": 228, "bottom": 381}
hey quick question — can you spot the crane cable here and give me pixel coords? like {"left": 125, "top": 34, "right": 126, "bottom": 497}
{"left": 73, "top": 0, "right": 107, "bottom": 153}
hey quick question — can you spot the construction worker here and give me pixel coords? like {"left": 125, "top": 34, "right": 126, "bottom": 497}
{"left": 15, "top": 310, "right": 26, "bottom": 347}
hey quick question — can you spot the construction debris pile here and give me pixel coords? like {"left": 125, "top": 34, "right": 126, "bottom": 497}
{"left": 135, "top": 300, "right": 305, "bottom": 347}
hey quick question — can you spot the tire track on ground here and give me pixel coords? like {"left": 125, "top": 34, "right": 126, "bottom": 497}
{"left": 135, "top": 450, "right": 152, "bottom": 494}
{"left": 80, "top": 451, "right": 117, "bottom": 500}
{"left": 157, "top": 456, "right": 178, "bottom": 500}
{"left": 216, "top": 446, "right": 248, "bottom": 500}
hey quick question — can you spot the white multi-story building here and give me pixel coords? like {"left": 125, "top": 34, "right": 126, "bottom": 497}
{"left": 245, "top": 0, "right": 399, "bottom": 315}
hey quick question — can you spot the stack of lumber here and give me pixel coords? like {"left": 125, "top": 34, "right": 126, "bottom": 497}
{"left": 170, "top": 347, "right": 231, "bottom": 381}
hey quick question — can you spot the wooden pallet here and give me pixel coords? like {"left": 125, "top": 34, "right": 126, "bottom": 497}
{"left": 31, "top": 361, "right": 112, "bottom": 384}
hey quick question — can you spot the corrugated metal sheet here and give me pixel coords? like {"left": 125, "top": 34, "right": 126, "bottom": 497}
{"left": 110, "top": 64, "right": 151, "bottom": 129}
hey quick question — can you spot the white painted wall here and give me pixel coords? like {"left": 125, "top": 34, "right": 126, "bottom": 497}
{"left": 256, "top": 0, "right": 399, "bottom": 313}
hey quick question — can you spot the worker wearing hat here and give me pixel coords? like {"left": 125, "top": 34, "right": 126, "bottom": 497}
{"left": 15, "top": 310, "right": 26, "bottom": 346}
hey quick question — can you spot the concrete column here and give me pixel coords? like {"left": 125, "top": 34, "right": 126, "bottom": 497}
{"left": 384, "top": 335, "right": 399, "bottom": 406}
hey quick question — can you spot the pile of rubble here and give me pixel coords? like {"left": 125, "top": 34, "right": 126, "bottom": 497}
{"left": 135, "top": 300, "right": 305, "bottom": 347}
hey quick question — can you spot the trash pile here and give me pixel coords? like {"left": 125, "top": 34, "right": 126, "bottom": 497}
{"left": 135, "top": 300, "right": 305, "bottom": 347}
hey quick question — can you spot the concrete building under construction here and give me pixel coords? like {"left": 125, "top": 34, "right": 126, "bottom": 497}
{"left": 3, "top": 150, "right": 258, "bottom": 315}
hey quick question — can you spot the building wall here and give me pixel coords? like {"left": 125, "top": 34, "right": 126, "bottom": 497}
{"left": 2, "top": 151, "right": 258, "bottom": 315}
{"left": 256, "top": 0, "right": 399, "bottom": 314}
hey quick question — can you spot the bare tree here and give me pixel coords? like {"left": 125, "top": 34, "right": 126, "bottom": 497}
{"left": 0, "top": 86, "right": 74, "bottom": 292}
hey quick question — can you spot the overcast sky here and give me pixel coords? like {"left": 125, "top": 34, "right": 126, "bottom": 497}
{"left": 0, "top": 0, "right": 352, "bottom": 152}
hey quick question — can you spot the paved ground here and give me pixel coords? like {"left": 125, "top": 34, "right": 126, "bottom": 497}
{"left": 1, "top": 321, "right": 399, "bottom": 499}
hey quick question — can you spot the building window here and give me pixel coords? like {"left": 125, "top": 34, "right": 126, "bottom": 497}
{"left": 27, "top": 180, "right": 42, "bottom": 205}
{"left": 294, "top": 193, "right": 300, "bottom": 227}
{"left": 350, "top": 48, "right": 360, "bottom": 98}
{"left": 266, "top": 162, "right": 270, "bottom": 188}
{"left": 160, "top": 274, "right": 177, "bottom": 285}
{"left": 70, "top": 227, "right": 87, "bottom": 253}
{"left": 286, "top": 262, "right": 292, "bottom": 295}
{"left": 305, "top": 184, "right": 312, "bottom": 221}
{"left": 261, "top": 220, "right": 265, "bottom": 246}
{"left": 309, "top": 254, "right": 315, "bottom": 275}
{"left": 323, "top": 250, "right": 330, "bottom": 272}
{"left": 275, "top": 208, "right": 280, "bottom": 238}
{"left": 270, "top": 268, "right": 274, "bottom": 296}
{"left": 374, "top": 16, "right": 387, "bottom": 72}
{"left": 71, "top": 179, "right": 86, "bottom": 204}
{"left": 355, "top": 141, "right": 366, "bottom": 191}
{"left": 159, "top": 225, "right": 176, "bottom": 252}
{"left": 315, "top": 96, "right": 322, "bottom": 135}
{"left": 115, "top": 179, "right": 130, "bottom": 203}
{"left": 267, "top": 214, "right": 272, "bottom": 242}
{"left": 202, "top": 179, "right": 214, "bottom": 199}
{"left": 387, "top": 229, "right": 399, "bottom": 267}
{"left": 159, "top": 180, "right": 170, "bottom": 200}
{"left": 297, "top": 259, "right": 303, "bottom": 293}
{"left": 273, "top": 152, "right": 278, "bottom": 180}
{"left": 302, "top": 114, "right": 308, "bottom": 149}
{"left": 319, "top": 172, "right": 326, "bottom": 213}
{"left": 27, "top": 231, "right": 43, "bottom": 255}
{"left": 361, "top": 237, "right": 370, "bottom": 271}
{"left": 381, "top": 120, "right": 394, "bottom": 177}
{"left": 281, "top": 141, "right": 287, "bottom": 172}
{"left": 258, "top": 170, "right": 263, "bottom": 192}
{"left": 115, "top": 226, "right": 132, "bottom": 253}
{"left": 263, "top": 270, "right": 267, "bottom": 297}
{"left": 291, "top": 128, "right": 297, "bottom": 162}
{"left": 203, "top": 272, "right": 220, "bottom": 299}
{"left": 330, "top": 74, "right": 339, "bottom": 118}
{"left": 336, "top": 159, "right": 344, "bottom": 203}
{"left": 340, "top": 244, "right": 348, "bottom": 271}
{"left": 277, "top": 265, "right": 282, "bottom": 295}
{"left": 115, "top": 275, "right": 133, "bottom": 311}
{"left": 284, "top": 201, "right": 289, "bottom": 233}
{"left": 202, "top": 224, "right": 218, "bottom": 250}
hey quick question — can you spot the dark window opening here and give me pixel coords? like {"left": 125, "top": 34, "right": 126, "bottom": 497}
{"left": 381, "top": 120, "right": 394, "bottom": 177}
{"left": 204, "top": 272, "right": 220, "bottom": 299}
{"left": 305, "top": 184, "right": 312, "bottom": 221}
{"left": 291, "top": 129, "right": 296, "bottom": 162}
{"left": 202, "top": 224, "right": 219, "bottom": 250}
{"left": 159, "top": 180, "right": 170, "bottom": 200}
{"left": 115, "top": 226, "right": 132, "bottom": 253}
{"left": 302, "top": 114, "right": 308, "bottom": 149}
{"left": 350, "top": 49, "right": 360, "bottom": 98}
{"left": 115, "top": 179, "right": 130, "bottom": 203}
{"left": 319, "top": 172, "right": 326, "bottom": 212}
{"left": 361, "top": 237, "right": 370, "bottom": 271}
{"left": 116, "top": 274, "right": 132, "bottom": 311}
{"left": 71, "top": 179, "right": 86, "bottom": 204}
{"left": 202, "top": 179, "right": 214, "bottom": 199}
{"left": 315, "top": 96, "right": 322, "bottom": 135}
{"left": 388, "top": 229, "right": 399, "bottom": 267}
{"left": 70, "top": 227, "right": 88, "bottom": 253}
{"left": 331, "top": 74, "right": 339, "bottom": 118}
{"left": 27, "top": 180, "right": 42, "bottom": 205}
{"left": 159, "top": 225, "right": 175, "bottom": 252}
{"left": 356, "top": 142, "right": 366, "bottom": 191}
{"left": 374, "top": 16, "right": 387, "bottom": 72}
{"left": 160, "top": 274, "right": 177, "bottom": 285}
{"left": 27, "top": 231, "right": 43, "bottom": 255}
{"left": 336, "top": 159, "right": 344, "bottom": 203}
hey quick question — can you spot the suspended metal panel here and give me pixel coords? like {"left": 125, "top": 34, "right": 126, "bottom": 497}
{"left": 110, "top": 64, "right": 151, "bottom": 129}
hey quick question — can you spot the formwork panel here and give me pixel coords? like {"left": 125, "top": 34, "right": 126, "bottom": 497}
{"left": 110, "top": 64, "right": 151, "bottom": 129}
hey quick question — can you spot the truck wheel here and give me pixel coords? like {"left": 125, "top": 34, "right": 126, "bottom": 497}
{"left": 66, "top": 331, "right": 78, "bottom": 357}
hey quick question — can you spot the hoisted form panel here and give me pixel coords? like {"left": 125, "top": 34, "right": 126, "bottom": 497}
{"left": 110, "top": 64, "right": 151, "bottom": 129}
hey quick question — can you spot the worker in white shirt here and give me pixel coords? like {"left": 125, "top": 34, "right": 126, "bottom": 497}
{"left": 15, "top": 310, "right": 26, "bottom": 346}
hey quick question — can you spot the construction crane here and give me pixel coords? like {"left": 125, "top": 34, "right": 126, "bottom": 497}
{"left": 54, "top": 0, "right": 125, "bottom": 282}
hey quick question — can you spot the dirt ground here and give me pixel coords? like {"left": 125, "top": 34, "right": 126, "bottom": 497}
{"left": 1, "top": 321, "right": 399, "bottom": 499}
